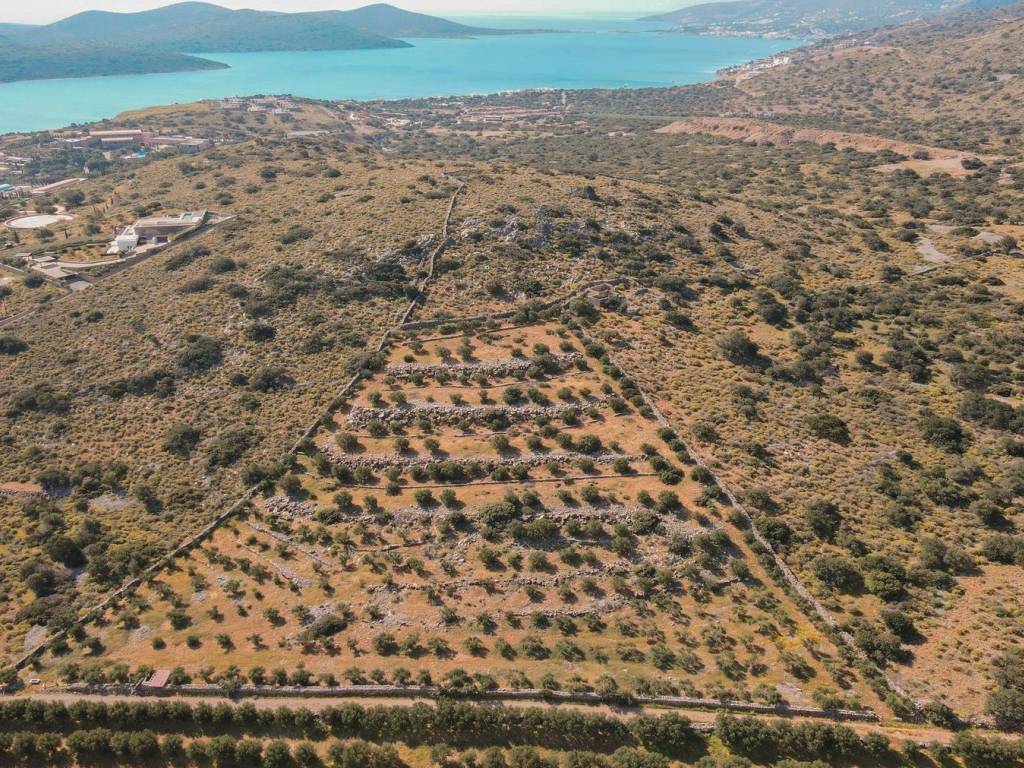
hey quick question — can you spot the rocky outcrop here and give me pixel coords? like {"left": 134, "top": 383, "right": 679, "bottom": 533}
{"left": 262, "top": 496, "right": 317, "bottom": 518}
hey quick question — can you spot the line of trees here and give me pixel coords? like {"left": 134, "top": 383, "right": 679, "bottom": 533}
{"left": 0, "top": 700, "right": 698, "bottom": 759}
{"left": 716, "top": 714, "right": 889, "bottom": 764}
{"left": 0, "top": 728, "right": 711, "bottom": 768}
{"left": 0, "top": 730, "right": 404, "bottom": 768}
{"left": 718, "top": 713, "right": 1024, "bottom": 766}
{"left": 4, "top": 706, "right": 1022, "bottom": 767}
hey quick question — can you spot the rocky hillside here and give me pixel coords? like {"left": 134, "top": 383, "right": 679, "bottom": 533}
{"left": 645, "top": 0, "right": 1017, "bottom": 39}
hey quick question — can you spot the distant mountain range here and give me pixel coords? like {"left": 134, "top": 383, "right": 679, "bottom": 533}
{"left": 644, "top": 0, "right": 1019, "bottom": 39}
{"left": 0, "top": 2, "right": 521, "bottom": 83}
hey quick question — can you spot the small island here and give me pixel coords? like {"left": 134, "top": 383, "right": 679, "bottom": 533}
{"left": 0, "top": 2, "right": 524, "bottom": 84}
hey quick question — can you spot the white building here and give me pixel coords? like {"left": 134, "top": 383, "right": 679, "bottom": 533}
{"left": 115, "top": 226, "right": 140, "bottom": 253}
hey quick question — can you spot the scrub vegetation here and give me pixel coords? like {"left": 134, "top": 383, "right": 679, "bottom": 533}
{"left": 1, "top": 2, "right": 1024, "bottom": 765}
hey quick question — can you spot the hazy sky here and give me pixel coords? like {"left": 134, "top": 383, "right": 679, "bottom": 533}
{"left": 4, "top": 0, "right": 693, "bottom": 25}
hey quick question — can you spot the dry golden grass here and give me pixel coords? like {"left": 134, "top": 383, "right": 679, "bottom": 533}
{"left": 5, "top": 6, "right": 1024, "bottom": 735}
{"left": 0, "top": 139, "right": 465, "bottom": 661}
{"left": 591, "top": 279, "right": 1023, "bottom": 719}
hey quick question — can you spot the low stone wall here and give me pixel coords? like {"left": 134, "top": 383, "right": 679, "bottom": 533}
{"left": 257, "top": 500, "right": 715, "bottom": 544}
{"left": 386, "top": 353, "right": 582, "bottom": 380}
{"left": 0, "top": 485, "right": 47, "bottom": 499}
{"left": 364, "top": 554, "right": 694, "bottom": 595}
{"left": 323, "top": 449, "right": 643, "bottom": 470}
{"left": 348, "top": 397, "right": 609, "bottom": 429}
{"left": 60, "top": 682, "right": 879, "bottom": 722}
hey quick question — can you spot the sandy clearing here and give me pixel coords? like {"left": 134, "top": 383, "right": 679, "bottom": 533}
{"left": 875, "top": 156, "right": 979, "bottom": 178}
{"left": 916, "top": 237, "right": 953, "bottom": 264}
{"left": 887, "top": 564, "right": 1024, "bottom": 719}
{"left": 656, "top": 117, "right": 1001, "bottom": 173}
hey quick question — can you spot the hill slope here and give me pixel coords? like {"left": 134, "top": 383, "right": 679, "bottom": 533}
{"left": 335, "top": 3, "right": 511, "bottom": 37}
{"left": 0, "top": 23, "right": 38, "bottom": 34}
{"left": 0, "top": 40, "right": 227, "bottom": 84}
{"left": 0, "top": 2, "right": 524, "bottom": 83}
{"left": 4, "top": 0, "right": 1024, "bottom": 759}
{"left": 20, "top": 2, "right": 411, "bottom": 53}
{"left": 715, "top": 0, "right": 1024, "bottom": 150}
{"left": 645, "top": 0, "right": 1018, "bottom": 38}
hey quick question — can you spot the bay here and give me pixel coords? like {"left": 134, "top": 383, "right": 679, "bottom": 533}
{"left": 0, "top": 20, "right": 801, "bottom": 134}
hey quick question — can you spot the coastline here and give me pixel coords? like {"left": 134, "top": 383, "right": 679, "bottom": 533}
{"left": 0, "top": 29, "right": 803, "bottom": 136}
{"left": 0, "top": 58, "right": 230, "bottom": 87}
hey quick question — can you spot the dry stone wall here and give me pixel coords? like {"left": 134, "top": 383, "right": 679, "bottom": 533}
{"left": 386, "top": 352, "right": 582, "bottom": 380}
{"left": 323, "top": 449, "right": 643, "bottom": 470}
{"left": 347, "top": 397, "right": 611, "bottom": 429}
{"left": 61, "top": 682, "right": 879, "bottom": 722}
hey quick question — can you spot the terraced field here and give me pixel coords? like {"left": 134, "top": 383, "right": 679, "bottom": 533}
{"left": 30, "top": 312, "right": 882, "bottom": 717}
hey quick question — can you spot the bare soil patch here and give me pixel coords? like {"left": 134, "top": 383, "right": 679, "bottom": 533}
{"left": 656, "top": 117, "right": 1000, "bottom": 174}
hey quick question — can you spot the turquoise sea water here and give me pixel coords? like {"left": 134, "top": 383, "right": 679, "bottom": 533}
{"left": 0, "top": 20, "right": 801, "bottom": 134}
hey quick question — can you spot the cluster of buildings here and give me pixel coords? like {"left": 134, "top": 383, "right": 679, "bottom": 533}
{"left": 0, "top": 129, "right": 211, "bottom": 201}
{"left": 1, "top": 208, "right": 222, "bottom": 295}
{"left": 456, "top": 106, "right": 563, "bottom": 125}
{"left": 0, "top": 178, "right": 85, "bottom": 200}
{"left": 719, "top": 38, "right": 878, "bottom": 80}
{"left": 62, "top": 129, "right": 210, "bottom": 155}
{"left": 0, "top": 153, "right": 31, "bottom": 198}
{"left": 0, "top": 151, "right": 29, "bottom": 179}
{"left": 221, "top": 96, "right": 301, "bottom": 115}
{"left": 718, "top": 54, "right": 793, "bottom": 77}
{"left": 112, "top": 209, "right": 210, "bottom": 254}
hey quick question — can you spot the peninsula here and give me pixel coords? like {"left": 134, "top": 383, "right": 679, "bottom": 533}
{"left": 0, "top": 2, "right": 524, "bottom": 83}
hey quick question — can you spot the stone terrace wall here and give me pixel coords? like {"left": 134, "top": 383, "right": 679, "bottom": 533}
{"left": 347, "top": 397, "right": 611, "bottom": 429}
{"left": 323, "top": 449, "right": 643, "bottom": 470}
{"left": 386, "top": 353, "right": 582, "bottom": 380}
